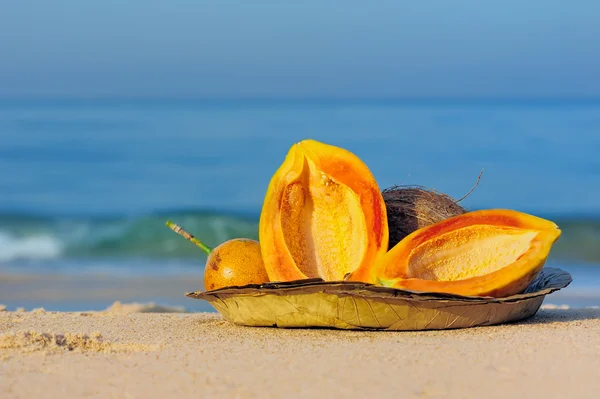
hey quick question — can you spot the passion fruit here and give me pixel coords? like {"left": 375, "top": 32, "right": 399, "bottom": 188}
{"left": 166, "top": 221, "right": 269, "bottom": 291}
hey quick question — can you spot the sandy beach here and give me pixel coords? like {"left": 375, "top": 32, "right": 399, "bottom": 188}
{"left": 1, "top": 307, "right": 599, "bottom": 399}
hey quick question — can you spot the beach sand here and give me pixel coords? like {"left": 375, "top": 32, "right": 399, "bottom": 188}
{"left": 1, "top": 307, "right": 599, "bottom": 399}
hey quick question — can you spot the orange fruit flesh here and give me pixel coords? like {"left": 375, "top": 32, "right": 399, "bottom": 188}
{"left": 406, "top": 225, "right": 538, "bottom": 281}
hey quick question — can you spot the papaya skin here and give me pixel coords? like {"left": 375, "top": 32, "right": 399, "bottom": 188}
{"left": 259, "top": 139, "right": 389, "bottom": 283}
{"left": 165, "top": 221, "right": 269, "bottom": 291}
{"left": 373, "top": 209, "right": 561, "bottom": 297}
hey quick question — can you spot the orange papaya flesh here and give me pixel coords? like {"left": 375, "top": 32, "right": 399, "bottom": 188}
{"left": 259, "top": 139, "right": 389, "bottom": 282}
{"left": 373, "top": 209, "right": 561, "bottom": 298}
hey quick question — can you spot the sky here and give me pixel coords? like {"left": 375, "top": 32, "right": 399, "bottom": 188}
{"left": 1, "top": 0, "right": 599, "bottom": 99}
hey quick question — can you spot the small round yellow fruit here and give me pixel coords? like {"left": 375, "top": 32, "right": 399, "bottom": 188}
{"left": 203, "top": 238, "right": 269, "bottom": 291}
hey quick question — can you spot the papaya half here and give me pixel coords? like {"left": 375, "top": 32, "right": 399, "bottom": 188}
{"left": 369, "top": 209, "right": 561, "bottom": 298}
{"left": 259, "top": 139, "right": 389, "bottom": 282}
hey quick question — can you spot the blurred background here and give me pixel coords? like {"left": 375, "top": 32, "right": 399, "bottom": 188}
{"left": 1, "top": 1, "right": 599, "bottom": 311}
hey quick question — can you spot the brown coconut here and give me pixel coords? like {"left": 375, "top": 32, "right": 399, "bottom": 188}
{"left": 383, "top": 186, "right": 468, "bottom": 249}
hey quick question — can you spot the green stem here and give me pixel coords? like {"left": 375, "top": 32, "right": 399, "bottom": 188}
{"left": 165, "top": 220, "right": 212, "bottom": 255}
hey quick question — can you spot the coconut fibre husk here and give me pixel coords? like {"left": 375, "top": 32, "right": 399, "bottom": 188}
{"left": 382, "top": 186, "right": 467, "bottom": 249}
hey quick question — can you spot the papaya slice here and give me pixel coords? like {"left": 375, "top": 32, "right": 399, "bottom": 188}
{"left": 259, "top": 139, "right": 388, "bottom": 282}
{"left": 373, "top": 209, "right": 561, "bottom": 297}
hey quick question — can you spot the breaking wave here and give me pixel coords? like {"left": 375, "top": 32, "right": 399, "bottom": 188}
{"left": 0, "top": 210, "right": 599, "bottom": 265}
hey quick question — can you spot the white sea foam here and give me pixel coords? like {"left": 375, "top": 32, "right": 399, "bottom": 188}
{"left": 0, "top": 232, "right": 64, "bottom": 262}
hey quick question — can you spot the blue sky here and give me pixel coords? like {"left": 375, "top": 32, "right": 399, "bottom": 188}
{"left": 1, "top": 0, "right": 599, "bottom": 98}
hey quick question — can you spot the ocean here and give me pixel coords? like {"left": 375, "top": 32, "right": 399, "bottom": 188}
{"left": 1, "top": 99, "right": 599, "bottom": 310}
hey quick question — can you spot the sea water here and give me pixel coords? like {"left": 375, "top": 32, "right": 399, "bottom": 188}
{"left": 0, "top": 99, "right": 599, "bottom": 308}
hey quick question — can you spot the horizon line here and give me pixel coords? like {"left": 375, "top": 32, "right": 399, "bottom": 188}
{"left": 1, "top": 96, "right": 600, "bottom": 105}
